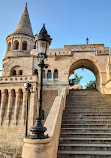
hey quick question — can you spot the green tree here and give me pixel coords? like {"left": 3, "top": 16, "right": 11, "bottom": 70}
{"left": 69, "top": 71, "right": 83, "bottom": 86}
{"left": 85, "top": 80, "right": 96, "bottom": 89}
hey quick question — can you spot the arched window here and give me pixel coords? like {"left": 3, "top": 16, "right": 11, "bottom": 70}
{"left": 43, "top": 70, "right": 45, "bottom": 79}
{"left": 12, "top": 70, "right": 16, "bottom": 76}
{"left": 7, "top": 42, "right": 11, "bottom": 51}
{"left": 13, "top": 40, "right": 19, "bottom": 50}
{"left": 18, "top": 70, "right": 23, "bottom": 75}
{"left": 34, "top": 69, "right": 38, "bottom": 76}
{"left": 22, "top": 41, "right": 27, "bottom": 50}
{"left": 54, "top": 69, "right": 58, "bottom": 80}
{"left": 47, "top": 70, "right": 52, "bottom": 79}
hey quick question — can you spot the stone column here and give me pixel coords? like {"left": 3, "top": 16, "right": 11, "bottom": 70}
{"left": 21, "top": 91, "right": 27, "bottom": 125}
{"left": 5, "top": 91, "right": 12, "bottom": 125}
{"left": 13, "top": 92, "right": 20, "bottom": 125}
{"left": 0, "top": 92, "right": 5, "bottom": 125}
{"left": 28, "top": 92, "right": 36, "bottom": 128}
{"left": 19, "top": 37, "right": 22, "bottom": 51}
{"left": 22, "top": 138, "right": 53, "bottom": 158}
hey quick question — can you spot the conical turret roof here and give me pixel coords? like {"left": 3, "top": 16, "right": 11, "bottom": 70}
{"left": 14, "top": 3, "right": 34, "bottom": 37}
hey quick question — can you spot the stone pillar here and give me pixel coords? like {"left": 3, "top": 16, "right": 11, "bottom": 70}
{"left": 11, "top": 38, "right": 13, "bottom": 50}
{"left": 22, "top": 138, "right": 53, "bottom": 158}
{"left": 19, "top": 37, "right": 22, "bottom": 51}
{"left": 5, "top": 92, "right": 12, "bottom": 125}
{"left": 52, "top": 70, "right": 54, "bottom": 81}
{"left": 21, "top": 91, "right": 27, "bottom": 125}
{"left": 0, "top": 92, "right": 5, "bottom": 125}
{"left": 13, "top": 92, "right": 20, "bottom": 125}
{"left": 28, "top": 92, "right": 36, "bottom": 128}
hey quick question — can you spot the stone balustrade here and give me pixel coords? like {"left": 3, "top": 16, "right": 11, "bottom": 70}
{"left": 22, "top": 87, "right": 68, "bottom": 158}
{"left": 31, "top": 44, "right": 110, "bottom": 57}
{"left": 0, "top": 75, "right": 38, "bottom": 83}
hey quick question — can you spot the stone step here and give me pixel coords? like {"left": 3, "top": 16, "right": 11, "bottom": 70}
{"left": 64, "top": 109, "right": 111, "bottom": 112}
{"left": 61, "top": 128, "right": 111, "bottom": 133}
{"left": 61, "top": 124, "right": 111, "bottom": 128}
{"left": 62, "top": 115, "right": 111, "bottom": 119}
{"left": 60, "top": 132, "right": 111, "bottom": 138}
{"left": 59, "top": 137, "right": 111, "bottom": 144}
{"left": 58, "top": 90, "right": 111, "bottom": 157}
{"left": 62, "top": 117, "right": 111, "bottom": 121}
{"left": 57, "top": 150, "right": 111, "bottom": 158}
{"left": 58, "top": 143, "right": 111, "bottom": 151}
{"left": 65, "top": 105, "right": 111, "bottom": 108}
{"left": 63, "top": 111, "right": 111, "bottom": 115}
{"left": 62, "top": 120, "right": 111, "bottom": 124}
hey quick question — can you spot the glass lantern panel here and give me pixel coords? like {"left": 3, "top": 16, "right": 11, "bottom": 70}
{"left": 38, "top": 40, "right": 47, "bottom": 54}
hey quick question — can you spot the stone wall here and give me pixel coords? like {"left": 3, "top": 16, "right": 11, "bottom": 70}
{"left": 42, "top": 90, "right": 58, "bottom": 120}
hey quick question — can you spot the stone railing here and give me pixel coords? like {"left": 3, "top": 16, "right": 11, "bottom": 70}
{"left": 22, "top": 87, "right": 68, "bottom": 158}
{"left": 0, "top": 75, "right": 38, "bottom": 83}
{"left": 104, "top": 79, "right": 111, "bottom": 94}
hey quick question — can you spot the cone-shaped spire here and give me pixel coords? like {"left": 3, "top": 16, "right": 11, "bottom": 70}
{"left": 14, "top": 3, "right": 34, "bottom": 37}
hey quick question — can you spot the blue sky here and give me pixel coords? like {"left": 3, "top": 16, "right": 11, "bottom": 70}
{"left": 0, "top": 0, "right": 110, "bottom": 86}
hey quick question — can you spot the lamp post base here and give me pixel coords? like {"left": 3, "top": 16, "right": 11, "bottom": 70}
{"left": 29, "top": 116, "right": 48, "bottom": 139}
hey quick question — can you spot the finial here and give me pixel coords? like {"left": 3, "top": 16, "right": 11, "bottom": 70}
{"left": 25, "top": 2, "right": 27, "bottom": 6}
{"left": 86, "top": 37, "right": 89, "bottom": 45}
{"left": 43, "top": 23, "right": 45, "bottom": 27}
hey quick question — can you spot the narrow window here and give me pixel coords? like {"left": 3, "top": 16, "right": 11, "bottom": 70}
{"left": 12, "top": 70, "right": 16, "bottom": 76}
{"left": 7, "top": 42, "right": 11, "bottom": 51}
{"left": 54, "top": 69, "right": 58, "bottom": 80}
{"left": 22, "top": 41, "right": 27, "bottom": 50}
{"left": 47, "top": 70, "right": 51, "bottom": 79}
{"left": 43, "top": 70, "right": 45, "bottom": 79}
{"left": 34, "top": 69, "right": 38, "bottom": 76}
{"left": 13, "top": 40, "right": 19, "bottom": 50}
{"left": 18, "top": 70, "right": 23, "bottom": 75}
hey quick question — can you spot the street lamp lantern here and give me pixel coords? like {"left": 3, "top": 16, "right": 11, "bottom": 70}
{"left": 29, "top": 24, "right": 52, "bottom": 139}
{"left": 37, "top": 24, "right": 52, "bottom": 58}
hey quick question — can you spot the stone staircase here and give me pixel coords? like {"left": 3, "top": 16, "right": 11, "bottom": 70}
{"left": 58, "top": 89, "right": 111, "bottom": 158}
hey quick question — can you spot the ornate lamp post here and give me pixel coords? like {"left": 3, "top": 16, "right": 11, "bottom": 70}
{"left": 29, "top": 24, "right": 52, "bottom": 139}
{"left": 24, "top": 82, "right": 32, "bottom": 138}
{"left": 86, "top": 37, "right": 89, "bottom": 45}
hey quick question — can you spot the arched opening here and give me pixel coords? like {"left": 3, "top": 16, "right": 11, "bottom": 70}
{"left": 47, "top": 70, "right": 52, "bottom": 79}
{"left": 69, "top": 59, "right": 101, "bottom": 91}
{"left": 18, "top": 70, "right": 23, "bottom": 75}
{"left": 12, "top": 70, "right": 16, "bottom": 76}
{"left": 13, "top": 40, "right": 19, "bottom": 50}
{"left": 54, "top": 69, "right": 58, "bottom": 80}
{"left": 7, "top": 42, "right": 11, "bottom": 51}
{"left": 22, "top": 41, "right": 27, "bottom": 50}
{"left": 34, "top": 69, "right": 38, "bottom": 76}
{"left": 10, "top": 66, "right": 22, "bottom": 76}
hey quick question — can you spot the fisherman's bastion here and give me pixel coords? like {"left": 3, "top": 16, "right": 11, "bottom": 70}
{"left": 0, "top": 3, "right": 111, "bottom": 158}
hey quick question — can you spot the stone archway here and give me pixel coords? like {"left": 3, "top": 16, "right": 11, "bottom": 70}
{"left": 69, "top": 59, "right": 101, "bottom": 92}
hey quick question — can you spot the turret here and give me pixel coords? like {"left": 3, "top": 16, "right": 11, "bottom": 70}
{"left": 5, "top": 3, "right": 35, "bottom": 59}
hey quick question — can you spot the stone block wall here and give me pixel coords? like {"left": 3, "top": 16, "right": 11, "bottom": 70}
{"left": 42, "top": 90, "right": 58, "bottom": 121}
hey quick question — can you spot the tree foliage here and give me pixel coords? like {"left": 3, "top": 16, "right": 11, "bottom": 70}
{"left": 69, "top": 71, "right": 83, "bottom": 86}
{"left": 85, "top": 80, "right": 96, "bottom": 89}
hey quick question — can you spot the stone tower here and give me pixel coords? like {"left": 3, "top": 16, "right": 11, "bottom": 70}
{"left": 3, "top": 3, "right": 35, "bottom": 76}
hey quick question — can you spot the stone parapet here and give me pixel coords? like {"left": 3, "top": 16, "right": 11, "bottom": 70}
{"left": 22, "top": 87, "right": 68, "bottom": 158}
{"left": 0, "top": 75, "right": 38, "bottom": 84}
